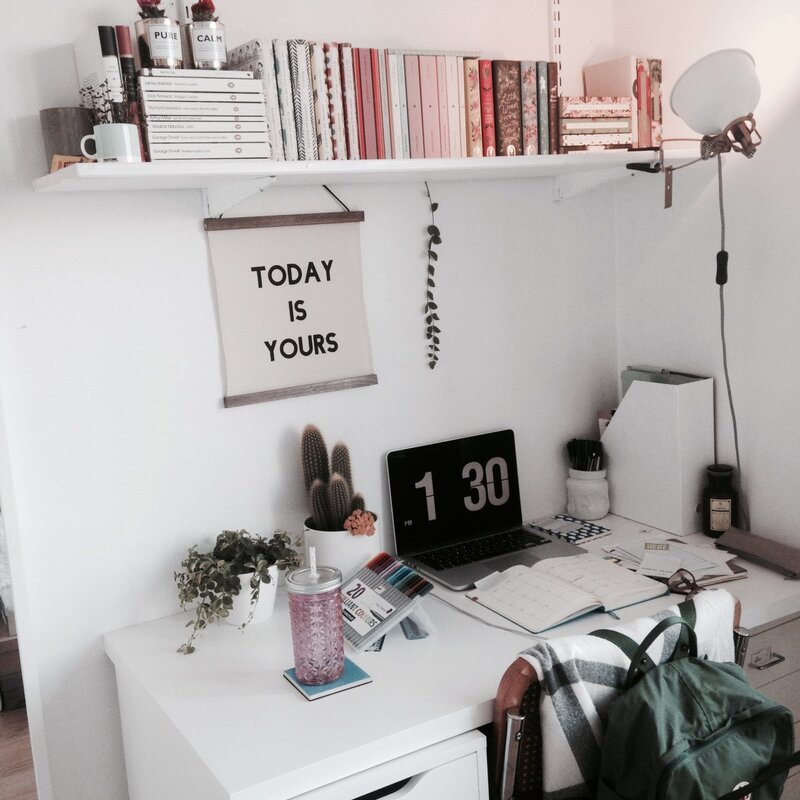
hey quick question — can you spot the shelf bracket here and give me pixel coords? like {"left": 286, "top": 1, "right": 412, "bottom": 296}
{"left": 553, "top": 167, "right": 629, "bottom": 201}
{"left": 202, "top": 175, "right": 278, "bottom": 218}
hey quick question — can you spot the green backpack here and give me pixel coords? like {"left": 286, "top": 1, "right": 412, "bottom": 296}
{"left": 592, "top": 614, "right": 800, "bottom": 800}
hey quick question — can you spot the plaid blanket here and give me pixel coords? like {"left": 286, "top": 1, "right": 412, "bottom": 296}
{"left": 519, "top": 588, "right": 737, "bottom": 799}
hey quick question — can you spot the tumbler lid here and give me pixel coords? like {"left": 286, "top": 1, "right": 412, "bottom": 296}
{"left": 286, "top": 565, "right": 342, "bottom": 594}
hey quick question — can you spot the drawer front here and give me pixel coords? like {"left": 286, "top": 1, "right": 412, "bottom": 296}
{"left": 388, "top": 750, "right": 485, "bottom": 800}
{"left": 738, "top": 615, "right": 800, "bottom": 689}
{"left": 756, "top": 671, "right": 800, "bottom": 720}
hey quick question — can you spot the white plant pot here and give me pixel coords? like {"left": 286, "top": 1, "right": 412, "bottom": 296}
{"left": 303, "top": 519, "right": 379, "bottom": 582}
{"left": 224, "top": 564, "right": 278, "bottom": 627}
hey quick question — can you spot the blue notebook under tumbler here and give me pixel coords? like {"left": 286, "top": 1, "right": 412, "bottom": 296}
{"left": 283, "top": 657, "right": 372, "bottom": 701}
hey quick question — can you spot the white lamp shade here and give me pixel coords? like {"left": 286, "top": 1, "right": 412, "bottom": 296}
{"left": 670, "top": 49, "right": 761, "bottom": 136}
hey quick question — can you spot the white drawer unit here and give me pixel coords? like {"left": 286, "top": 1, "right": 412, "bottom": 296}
{"left": 735, "top": 609, "right": 800, "bottom": 800}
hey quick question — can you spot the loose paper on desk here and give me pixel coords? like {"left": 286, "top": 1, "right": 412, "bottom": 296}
{"left": 604, "top": 537, "right": 736, "bottom": 580}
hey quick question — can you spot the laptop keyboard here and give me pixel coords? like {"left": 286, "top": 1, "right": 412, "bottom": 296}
{"left": 414, "top": 528, "right": 549, "bottom": 571}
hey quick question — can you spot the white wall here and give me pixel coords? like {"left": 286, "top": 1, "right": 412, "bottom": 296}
{"left": 0, "top": 2, "right": 619, "bottom": 798}
{"left": 610, "top": 0, "right": 800, "bottom": 542}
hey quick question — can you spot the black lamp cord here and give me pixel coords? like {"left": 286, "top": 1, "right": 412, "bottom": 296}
{"left": 716, "top": 155, "right": 750, "bottom": 530}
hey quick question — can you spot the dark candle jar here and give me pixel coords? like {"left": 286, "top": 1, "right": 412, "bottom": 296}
{"left": 702, "top": 464, "right": 738, "bottom": 538}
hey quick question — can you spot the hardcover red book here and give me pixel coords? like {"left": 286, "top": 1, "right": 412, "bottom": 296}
{"left": 404, "top": 55, "right": 425, "bottom": 159}
{"left": 418, "top": 55, "right": 441, "bottom": 158}
{"left": 371, "top": 48, "right": 385, "bottom": 159}
{"left": 358, "top": 47, "right": 378, "bottom": 159}
{"left": 478, "top": 59, "right": 496, "bottom": 157}
{"left": 352, "top": 47, "right": 367, "bottom": 159}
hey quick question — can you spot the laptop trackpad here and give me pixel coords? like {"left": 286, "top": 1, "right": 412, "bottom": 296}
{"left": 482, "top": 540, "right": 586, "bottom": 573}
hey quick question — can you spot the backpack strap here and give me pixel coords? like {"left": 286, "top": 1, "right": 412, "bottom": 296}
{"left": 589, "top": 628, "right": 657, "bottom": 675}
{"left": 624, "top": 616, "right": 698, "bottom": 687}
{"left": 716, "top": 749, "right": 800, "bottom": 800}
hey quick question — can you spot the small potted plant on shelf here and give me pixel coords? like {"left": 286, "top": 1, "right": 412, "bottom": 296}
{"left": 301, "top": 424, "right": 378, "bottom": 578}
{"left": 175, "top": 529, "right": 300, "bottom": 654}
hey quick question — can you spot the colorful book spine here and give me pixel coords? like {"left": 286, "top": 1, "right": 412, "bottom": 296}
{"left": 310, "top": 42, "right": 334, "bottom": 160}
{"left": 436, "top": 55, "right": 450, "bottom": 158}
{"left": 560, "top": 118, "right": 632, "bottom": 134}
{"left": 648, "top": 58, "right": 663, "bottom": 147}
{"left": 536, "top": 60, "right": 549, "bottom": 155}
{"left": 419, "top": 55, "right": 441, "bottom": 158}
{"left": 492, "top": 60, "right": 522, "bottom": 157}
{"left": 445, "top": 55, "right": 461, "bottom": 158}
{"left": 386, "top": 52, "right": 405, "bottom": 159}
{"left": 636, "top": 58, "right": 651, "bottom": 149}
{"left": 463, "top": 57, "right": 483, "bottom": 157}
{"left": 404, "top": 54, "right": 424, "bottom": 159}
{"left": 478, "top": 59, "right": 496, "bottom": 157}
{"left": 520, "top": 60, "right": 538, "bottom": 155}
{"left": 323, "top": 42, "right": 347, "bottom": 160}
{"left": 373, "top": 48, "right": 391, "bottom": 159}
{"left": 559, "top": 95, "right": 633, "bottom": 118}
{"left": 272, "top": 40, "right": 299, "bottom": 160}
{"left": 339, "top": 43, "right": 361, "bottom": 159}
{"left": 287, "top": 39, "right": 318, "bottom": 160}
{"left": 547, "top": 61, "right": 560, "bottom": 155}
{"left": 357, "top": 47, "right": 378, "bottom": 159}
{"left": 352, "top": 47, "right": 367, "bottom": 158}
{"left": 341, "top": 552, "right": 434, "bottom": 652}
{"left": 456, "top": 55, "right": 466, "bottom": 158}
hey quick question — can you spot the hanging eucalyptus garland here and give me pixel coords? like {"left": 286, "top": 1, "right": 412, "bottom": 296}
{"left": 423, "top": 182, "right": 442, "bottom": 369}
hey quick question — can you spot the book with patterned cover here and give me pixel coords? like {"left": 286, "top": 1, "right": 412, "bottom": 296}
{"left": 520, "top": 60, "right": 538, "bottom": 155}
{"left": 339, "top": 43, "right": 360, "bottom": 159}
{"left": 271, "top": 40, "right": 299, "bottom": 160}
{"left": 478, "top": 59, "right": 496, "bottom": 157}
{"left": 547, "top": 61, "right": 560, "bottom": 154}
{"left": 310, "top": 42, "right": 334, "bottom": 160}
{"left": 419, "top": 55, "right": 441, "bottom": 158}
{"left": 323, "top": 42, "right": 347, "bottom": 160}
{"left": 560, "top": 95, "right": 633, "bottom": 119}
{"left": 492, "top": 60, "right": 522, "bottom": 157}
{"left": 536, "top": 60, "right": 549, "bottom": 155}
{"left": 351, "top": 46, "right": 367, "bottom": 158}
{"left": 463, "top": 57, "right": 483, "bottom": 157}
{"left": 372, "top": 48, "right": 389, "bottom": 159}
{"left": 455, "top": 55, "right": 466, "bottom": 158}
{"left": 404, "top": 55, "right": 424, "bottom": 159}
{"left": 287, "top": 39, "right": 318, "bottom": 160}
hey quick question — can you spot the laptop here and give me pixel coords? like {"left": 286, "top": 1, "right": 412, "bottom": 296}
{"left": 387, "top": 429, "right": 584, "bottom": 590}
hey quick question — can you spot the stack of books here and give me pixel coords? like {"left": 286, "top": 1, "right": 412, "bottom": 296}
{"left": 226, "top": 38, "right": 562, "bottom": 161}
{"left": 559, "top": 96, "right": 633, "bottom": 152}
{"left": 583, "top": 55, "right": 662, "bottom": 149}
{"left": 138, "top": 68, "right": 271, "bottom": 160}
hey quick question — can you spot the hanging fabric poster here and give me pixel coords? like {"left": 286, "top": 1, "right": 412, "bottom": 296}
{"left": 204, "top": 211, "right": 377, "bottom": 407}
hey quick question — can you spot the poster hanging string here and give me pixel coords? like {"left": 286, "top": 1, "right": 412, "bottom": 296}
{"left": 322, "top": 185, "right": 351, "bottom": 213}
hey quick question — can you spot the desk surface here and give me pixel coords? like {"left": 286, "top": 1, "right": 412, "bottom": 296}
{"left": 103, "top": 515, "right": 800, "bottom": 800}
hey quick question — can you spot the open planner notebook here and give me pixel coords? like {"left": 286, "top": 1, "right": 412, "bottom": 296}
{"left": 466, "top": 553, "right": 668, "bottom": 633}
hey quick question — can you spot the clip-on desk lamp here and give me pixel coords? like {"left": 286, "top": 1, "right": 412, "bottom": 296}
{"left": 630, "top": 49, "right": 762, "bottom": 529}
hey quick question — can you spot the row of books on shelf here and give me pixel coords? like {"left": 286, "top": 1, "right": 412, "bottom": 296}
{"left": 74, "top": 25, "right": 662, "bottom": 162}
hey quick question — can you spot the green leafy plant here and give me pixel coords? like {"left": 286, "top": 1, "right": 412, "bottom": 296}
{"left": 301, "top": 424, "right": 376, "bottom": 534}
{"left": 175, "top": 529, "right": 300, "bottom": 654}
{"left": 423, "top": 181, "right": 442, "bottom": 369}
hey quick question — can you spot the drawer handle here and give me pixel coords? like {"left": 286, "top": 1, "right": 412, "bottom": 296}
{"left": 751, "top": 652, "right": 786, "bottom": 670}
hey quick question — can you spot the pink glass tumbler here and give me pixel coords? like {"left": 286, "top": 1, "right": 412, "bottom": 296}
{"left": 286, "top": 563, "right": 344, "bottom": 685}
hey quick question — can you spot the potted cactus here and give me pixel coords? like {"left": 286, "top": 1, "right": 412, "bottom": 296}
{"left": 301, "top": 424, "right": 378, "bottom": 578}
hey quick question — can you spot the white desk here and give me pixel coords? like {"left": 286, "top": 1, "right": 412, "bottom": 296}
{"left": 104, "top": 516, "right": 800, "bottom": 800}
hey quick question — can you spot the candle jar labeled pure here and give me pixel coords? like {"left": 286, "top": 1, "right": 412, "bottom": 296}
{"left": 135, "top": 17, "right": 183, "bottom": 69}
{"left": 286, "top": 565, "right": 344, "bottom": 685}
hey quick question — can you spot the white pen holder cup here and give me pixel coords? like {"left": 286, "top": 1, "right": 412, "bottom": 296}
{"left": 80, "top": 124, "right": 142, "bottom": 163}
{"left": 566, "top": 468, "right": 610, "bottom": 521}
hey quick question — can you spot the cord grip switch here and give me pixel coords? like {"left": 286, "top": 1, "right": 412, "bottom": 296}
{"left": 716, "top": 250, "right": 729, "bottom": 285}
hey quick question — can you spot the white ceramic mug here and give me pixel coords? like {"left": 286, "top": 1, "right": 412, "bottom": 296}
{"left": 80, "top": 123, "right": 142, "bottom": 163}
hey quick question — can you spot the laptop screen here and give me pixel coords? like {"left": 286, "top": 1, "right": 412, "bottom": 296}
{"left": 388, "top": 429, "right": 523, "bottom": 555}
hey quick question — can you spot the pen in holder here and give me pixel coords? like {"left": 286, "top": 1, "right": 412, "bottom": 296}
{"left": 566, "top": 439, "right": 610, "bottom": 521}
